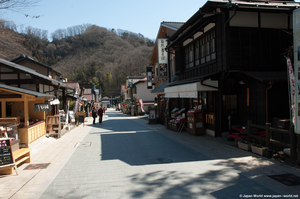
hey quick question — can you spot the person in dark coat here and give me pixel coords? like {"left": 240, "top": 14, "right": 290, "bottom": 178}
{"left": 98, "top": 107, "right": 103, "bottom": 123}
{"left": 92, "top": 107, "right": 97, "bottom": 124}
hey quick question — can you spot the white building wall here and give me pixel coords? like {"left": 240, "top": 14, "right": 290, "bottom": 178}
{"left": 136, "top": 82, "right": 155, "bottom": 102}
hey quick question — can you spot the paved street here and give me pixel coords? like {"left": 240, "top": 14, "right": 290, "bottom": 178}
{"left": 1, "top": 108, "right": 300, "bottom": 199}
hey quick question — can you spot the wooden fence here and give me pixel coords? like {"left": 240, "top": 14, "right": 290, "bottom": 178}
{"left": 246, "top": 120, "right": 300, "bottom": 161}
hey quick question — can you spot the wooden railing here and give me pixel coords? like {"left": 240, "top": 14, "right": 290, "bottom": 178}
{"left": 246, "top": 120, "right": 299, "bottom": 161}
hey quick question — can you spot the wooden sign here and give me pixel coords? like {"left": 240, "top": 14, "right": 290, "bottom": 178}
{"left": 0, "top": 139, "right": 14, "bottom": 167}
{"left": 69, "top": 111, "right": 75, "bottom": 123}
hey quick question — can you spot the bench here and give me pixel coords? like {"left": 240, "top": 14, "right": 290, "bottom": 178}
{"left": 0, "top": 148, "right": 32, "bottom": 175}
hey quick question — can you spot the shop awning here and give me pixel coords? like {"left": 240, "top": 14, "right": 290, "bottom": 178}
{"left": 240, "top": 71, "right": 287, "bottom": 82}
{"left": 164, "top": 80, "right": 218, "bottom": 98}
{"left": 151, "top": 76, "right": 178, "bottom": 95}
{"left": 151, "top": 80, "right": 168, "bottom": 94}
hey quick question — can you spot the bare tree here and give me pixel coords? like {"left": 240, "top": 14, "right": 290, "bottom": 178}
{"left": 0, "top": 0, "right": 40, "bottom": 18}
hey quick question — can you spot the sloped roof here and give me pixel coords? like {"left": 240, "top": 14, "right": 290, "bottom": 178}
{"left": 161, "top": 22, "right": 185, "bottom": 31}
{"left": 0, "top": 84, "right": 55, "bottom": 98}
{"left": 0, "top": 58, "right": 74, "bottom": 90}
{"left": 64, "top": 82, "right": 80, "bottom": 89}
{"left": 11, "top": 54, "right": 61, "bottom": 75}
{"left": 169, "top": 0, "right": 300, "bottom": 45}
{"left": 240, "top": 71, "right": 287, "bottom": 82}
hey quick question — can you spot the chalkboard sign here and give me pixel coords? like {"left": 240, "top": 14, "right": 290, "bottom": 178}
{"left": 78, "top": 115, "right": 84, "bottom": 123}
{"left": 0, "top": 139, "right": 14, "bottom": 166}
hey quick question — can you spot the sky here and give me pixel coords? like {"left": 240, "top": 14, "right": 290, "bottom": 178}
{"left": 0, "top": 0, "right": 207, "bottom": 40}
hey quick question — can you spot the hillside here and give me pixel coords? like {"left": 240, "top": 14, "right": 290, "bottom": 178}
{"left": 0, "top": 28, "right": 32, "bottom": 60}
{"left": 0, "top": 23, "right": 154, "bottom": 97}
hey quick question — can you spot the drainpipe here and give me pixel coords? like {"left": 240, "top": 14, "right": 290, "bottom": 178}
{"left": 266, "top": 81, "right": 273, "bottom": 123}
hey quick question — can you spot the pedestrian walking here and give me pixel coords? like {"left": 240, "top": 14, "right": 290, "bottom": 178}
{"left": 92, "top": 107, "right": 97, "bottom": 124}
{"left": 103, "top": 107, "right": 106, "bottom": 114}
{"left": 98, "top": 107, "right": 103, "bottom": 123}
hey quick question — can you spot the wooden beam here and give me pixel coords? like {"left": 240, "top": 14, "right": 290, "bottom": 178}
{"left": 23, "top": 95, "right": 29, "bottom": 126}
{"left": 1, "top": 100, "right": 6, "bottom": 118}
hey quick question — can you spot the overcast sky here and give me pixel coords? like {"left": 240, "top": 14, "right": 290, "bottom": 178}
{"left": 0, "top": 0, "right": 207, "bottom": 40}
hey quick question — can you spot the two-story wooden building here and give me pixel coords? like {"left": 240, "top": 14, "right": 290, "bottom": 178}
{"left": 165, "top": 0, "right": 299, "bottom": 137}
{"left": 150, "top": 22, "right": 184, "bottom": 124}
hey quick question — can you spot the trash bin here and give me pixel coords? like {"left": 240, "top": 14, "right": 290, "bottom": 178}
{"left": 187, "top": 110, "right": 205, "bottom": 135}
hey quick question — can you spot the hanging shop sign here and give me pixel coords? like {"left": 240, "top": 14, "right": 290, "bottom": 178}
{"left": 157, "top": 38, "right": 168, "bottom": 78}
{"left": 34, "top": 103, "right": 52, "bottom": 113}
{"left": 146, "top": 67, "right": 152, "bottom": 89}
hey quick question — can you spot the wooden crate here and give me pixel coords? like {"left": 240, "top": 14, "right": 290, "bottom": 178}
{"left": 238, "top": 141, "right": 251, "bottom": 151}
{"left": 251, "top": 145, "right": 266, "bottom": 156}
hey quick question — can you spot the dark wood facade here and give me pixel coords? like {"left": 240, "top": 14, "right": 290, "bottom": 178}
{"left": 167, "top": 0, "right": 297, "bottom": 136}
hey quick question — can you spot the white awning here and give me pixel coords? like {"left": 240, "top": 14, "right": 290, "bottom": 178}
{"left": 164, "top": 80, "right": 218, "bottom": 98}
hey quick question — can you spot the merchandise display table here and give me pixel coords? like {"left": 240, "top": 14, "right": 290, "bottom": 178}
{"left": 229, "top": 127, "right": 266, "bottom": 145}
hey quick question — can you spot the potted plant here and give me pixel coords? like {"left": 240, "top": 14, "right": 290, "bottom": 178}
{"left": 251, "top": 143, "right": 267, "bottom": 156}
{"left": 237, "top": 138, "right": 251, "bottom": 151}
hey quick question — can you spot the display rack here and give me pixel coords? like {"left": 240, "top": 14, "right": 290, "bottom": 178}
{"left": 0, "top": 120, "right": 19, "bottom": 152}
{"left": 46, "top": 115, "right": 61, "bottom": 138}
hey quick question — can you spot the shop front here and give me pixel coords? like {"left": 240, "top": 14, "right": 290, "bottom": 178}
{"left": 164, "top": 80, "right": 218, "bottom": 136}
{"left": 0, "top": 84, "right": 54, "bottom": 148}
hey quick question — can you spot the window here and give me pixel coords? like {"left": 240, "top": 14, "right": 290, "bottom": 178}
{"left": 200, "top": 39, "right": 206, "bottom": 64}
{"left": 184, "top": 43, "right": 194, "bottom": 69}
{"left": 198, "top": 30, "right": 216, "bottom": 64}
{"left": 195, "top": 40, "right": 200, "bottom": 66}
{"left": 210, "top": 32, "right": 216, "bottom": 60}
{"left": 185, "top": 30, "right": 216, "bottom": 68}
{"left": 206, "top": 35, "right": 211, "bottom": 62}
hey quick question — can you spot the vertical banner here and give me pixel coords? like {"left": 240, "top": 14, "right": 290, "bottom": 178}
{"left": 293, "top": 8, "right": 300, "bottom": 134}
{"left": 139, "top": 99, "right": 145, "bottom": 112}
{"left": 286, "top": 58, "right": 296, "bottom": 125}
{"left": 146, "top": 67, "right": 152, "bottom": 89}
{"left": 157, "top": 38, "right": 168, "bottom": 77}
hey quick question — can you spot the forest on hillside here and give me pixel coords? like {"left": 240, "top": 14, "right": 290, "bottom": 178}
{"left": 0, "top": 19, "right": 154, "bottom": 96}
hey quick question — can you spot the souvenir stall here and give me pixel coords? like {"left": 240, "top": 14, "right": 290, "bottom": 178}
{"left": 0, "top": 85, "right": 54, "bottom": 174}
{"left": 0, "top": 84, "right": 54, "bottom": 148}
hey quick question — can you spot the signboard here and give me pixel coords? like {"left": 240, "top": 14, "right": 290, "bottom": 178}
{"left": 149, "top": 110, "right": 156, "bottom": 119}
{"left": 146, "top": 67, "right": 152, "bottom": 89}
{"left": 69, "top": 111, "right": 75, "bottom": 123}
{"left": 293, "top": 8, "right": 300, "bottom": 134}
{"left": 157, "top": 38, "right": 168, "bottom": 77}
{"left": 59, "top": 110, "right": 66, "bottom": 123}
{"left": 78, "top": 115, "right": 84, "bottom": 123}
{"left": 0, "top": 139, "right": 14, "bottom": 167}
{"left": 34, "top": 103, "right": 51, "bottom": 113}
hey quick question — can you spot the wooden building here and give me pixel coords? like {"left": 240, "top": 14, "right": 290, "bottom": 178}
{"left": 165, "top": 0, "right": 299, "bottom": 137}
{"left": 0, "top": 57, "right": 75, "bottom": 146}
{"left": 150, "top": 22, "right": 184, "bottom": 124}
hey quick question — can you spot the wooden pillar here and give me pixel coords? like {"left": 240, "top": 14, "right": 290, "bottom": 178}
{"left": 62, "top": 88, "right": 66, "bottom": 113}
{"left": 290, "top": 126, "right": 297, "bottom": 160}
{"left": 23, "top": 96, "right": 29, "bottom": 126}
{"left": 266, "top": 123, "right": 271, "bottom": 148}
{"left": 297, "top": 135, "right": 300, "bottom": 164}
{"left": 247, "top": 120, "right": 252, "bottom": 142}
{"left": 1, "top": 100, "right": 6, "bottom": 118}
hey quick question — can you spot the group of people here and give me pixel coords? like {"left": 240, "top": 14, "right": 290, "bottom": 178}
{"left": 92, "top": 106, "right": 106, "bottom": 124}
